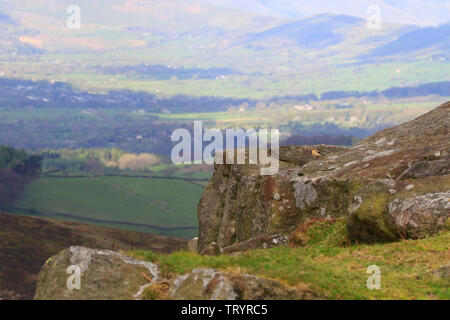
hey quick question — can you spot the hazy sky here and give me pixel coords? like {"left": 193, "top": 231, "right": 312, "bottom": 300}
{"left": 198, "top": 0, "right": 450, "bottom": 26}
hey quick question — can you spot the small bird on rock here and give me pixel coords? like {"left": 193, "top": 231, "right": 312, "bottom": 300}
{"left": 312, "top": 149, "right": 323, "bottom": 157}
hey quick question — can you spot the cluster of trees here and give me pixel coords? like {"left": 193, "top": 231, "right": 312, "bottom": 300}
{"left": 0, "top": 78, "right": 256, "bottom": 113}
{"left": 0, "top": 109, "right": 183, "bottom": 153}
{"left": 0, "top": 146, "right": 41, "bottom": 176}
{"left": 269, "top": 81, "right": 450, "bottom": 103}
{"left": 282, "top": 121, "right": 380, "bottom": 140}
{"left": 40, "top": 148, "right": 166, "bottom": 174}
{"left": 321, "top": 82, "right": 450, "bottom": 100}
{"left": 41, "top": 148, "right": 124, "bottom": 164}
{"left": 0, "top": 146, "right": 41, "bottom": 210}
{"left": 382, "top": 82, "right": 450, "bottom": 99}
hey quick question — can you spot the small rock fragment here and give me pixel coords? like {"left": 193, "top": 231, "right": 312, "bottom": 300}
{"left": 200, "top": 242, "right": 221, "bottom": 256}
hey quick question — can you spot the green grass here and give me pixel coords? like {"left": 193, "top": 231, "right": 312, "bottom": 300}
{"left": 12, "top": 176, "right": 204, "bottom": 238}
{"left": 131, "top": 221, "right": 450, "bottom": 300}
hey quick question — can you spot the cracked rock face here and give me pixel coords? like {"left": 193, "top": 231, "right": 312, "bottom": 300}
{"left": 398, "top": 159, "right": 450, "bottom": 180}
{"left": 34, "top": 246, "right": 159, "bottom": 300}
{"left": 387, "top": 191, "right": 450, "bottom": 239}
{"left": 171, "top": 268, "right": 317, "bottom": 300}
{"left": 197, "top": 145, "right": 348, "bottom": 252}
{"left": 292, "top": 178, "right": 318, "bottom": 210}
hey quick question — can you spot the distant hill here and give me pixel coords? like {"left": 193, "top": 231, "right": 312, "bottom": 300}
{"left": 0, "top": 1, "right": 415, "bottom": 55}
{"left": 0, "top": 0, "right": 282, "bottom": 53}
{"left": 367, "top": 24, "right": 450, "bottom": 57}
{"left": 198, "top": 0, "right": 450, "bottom": 26}
{"left": 0, "top": 212, "right": 187, "bottom": 300}
{"left": 6, "top": 0, "right": 278, "bottom": 33}
{"left": 228, "top": 13, "right": 414, "bottom": 56}
{"left": 234, "top": 14, "right": 362, "bottom": 48}
{"left": 2, "top": 0, "right": 447, "bottom": 60}
{"left": 0, "top": 11, "right": 14, "bottom": 25}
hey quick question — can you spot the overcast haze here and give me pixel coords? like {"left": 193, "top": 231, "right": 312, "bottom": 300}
{"left": 198, "top": 0, "right": 450, "bottom": 26}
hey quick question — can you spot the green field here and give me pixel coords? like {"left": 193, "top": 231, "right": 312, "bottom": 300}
{"left": 12, "top": 176, "right": 204, "bottom": 238}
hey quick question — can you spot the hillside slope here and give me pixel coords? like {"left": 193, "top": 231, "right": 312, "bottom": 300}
{"left": 0, "top": 212, "right": 187, "bottom": 300}
{"left": 367, "top": 24, "right": 450, "bottom": 58}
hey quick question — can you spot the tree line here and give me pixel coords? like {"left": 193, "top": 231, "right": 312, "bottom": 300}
{"left": 1, "top": 77, "right": 448, "bottom": 113}
{"left": 270, "top": 81, "right": 450, "bottom": 103}
{"left": 0, "top": 146, "right": 42, "bottom": 210}
{"left": 0, "top": 78, "right": 255, "bottom": 113}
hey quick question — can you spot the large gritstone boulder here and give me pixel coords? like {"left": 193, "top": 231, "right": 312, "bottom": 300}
{"left": 197, "top": 102, "right": 450, "bottom": 249}
{"left": 34, "top": 246, "right": 159, "bottom": 300}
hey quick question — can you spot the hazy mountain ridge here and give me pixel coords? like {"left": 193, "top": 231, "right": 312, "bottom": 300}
{"left": 233, "top": 14, "right": 363, "bottom": 48}
{"left": 197, "top": 0, "right": 450, "bottom": 26}
{"left": 1, "top": 1, "right": 448, "bottom": 64}
{"left": 0, "top": 10, "right": 14, "bottom": 25}
{"left": 367, "top": 24, "right": 450, "bottom": 57}
{"left": 0, "top": 1, "right": 439, "bottom": 54}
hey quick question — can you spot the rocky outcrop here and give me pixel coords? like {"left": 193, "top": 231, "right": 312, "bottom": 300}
{"left": 35, "top": 247, "right": 317, "bottom": 300}
{"left": 197, "top": 145, "right": 348, "bottom": 252}
{"left": 171, "top": 268, "right": 317, "bottom": 300}
{"left": 34, "top": 246, "right": 159, "bottom": 300}
{"left": 197, "top": 101, "right": 450, "bottom": 249}
{"left": 397, "top": 159, "right": 449, "bottom": 180}
{"left": 347, "top": 175, "right": 450, "bottom": 242}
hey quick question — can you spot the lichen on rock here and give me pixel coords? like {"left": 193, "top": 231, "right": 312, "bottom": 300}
{"left": 171, "top": 268, "right": 317, "bottom": 300}
{"left": 196, "top": 145, "right": 348, "bottom": 252}
{"left": 34, "top": 246, "right": 159, "bottom": 300}
{"left": 292, "top": 178, "right": 318, "bottom": 210}
{"left": 387, "top": 191, "right": 450, "bottom": 239}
